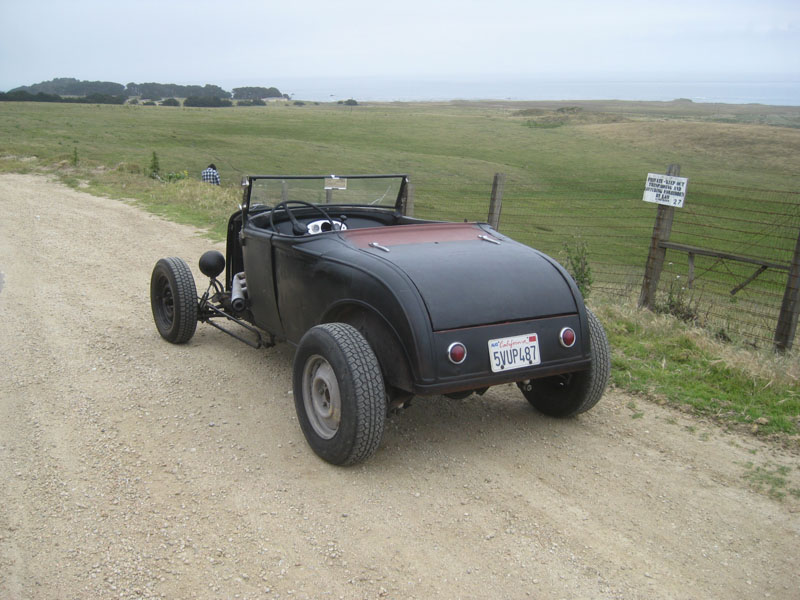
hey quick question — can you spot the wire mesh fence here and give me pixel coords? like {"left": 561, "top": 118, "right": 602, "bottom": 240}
{"left": 411, "top": 176, "right": 800, "bottom": 349}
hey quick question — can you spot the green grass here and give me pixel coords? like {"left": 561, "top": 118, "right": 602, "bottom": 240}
{"left": 739, "top": 461, "right": 800, "bottom": 500}
{"left": 2, "top": 100, "right": 798, "bottom": 195}
{"left": 597, "top": 303, "right": 800, "bottom": 437}
{"left": 1, "top": 99, "right": 799, "bottom": 441}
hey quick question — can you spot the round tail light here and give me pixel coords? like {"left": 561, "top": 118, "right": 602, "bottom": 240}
{"left": 559, "top": 327, "right": 576, "bottom": 348}
{"left": 447, "top": 342, "right": 467, "bottom": 364}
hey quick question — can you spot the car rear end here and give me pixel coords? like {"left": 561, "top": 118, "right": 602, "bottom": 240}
{"left": 341, "top": 221, "right": 592, "bottom": 396}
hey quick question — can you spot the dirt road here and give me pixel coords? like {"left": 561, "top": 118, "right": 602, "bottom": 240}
{"left": 1, "top": 173, "right": 798, "bottom": 599}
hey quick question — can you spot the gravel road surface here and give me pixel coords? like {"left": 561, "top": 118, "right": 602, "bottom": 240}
{"left": 1, "top": 174, "right": 798, "bottom": 599}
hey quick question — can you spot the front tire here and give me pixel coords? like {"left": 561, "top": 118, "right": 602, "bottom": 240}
{"left": 519, "top": 308, "right": 610, "bottom": 417}
{"left": 293, "top": 323, "right": 386, "bottom": 465}
{"left": 150, "top": 257, "right": 198, "bottom": 344}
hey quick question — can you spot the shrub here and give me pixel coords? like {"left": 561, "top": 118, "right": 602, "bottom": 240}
{"left": 148, "top": 151, "right": 160, "bottom": 178}
{"left": 77, "top": 93, "right": 126, "bottom": 105}
{"left": 0, "top": 90, "right": 61, "bottom": 102}
{"left": 655, "top": 282, "right": 703, "bottom": 325}
{"left": 184, "top": 96, "right": 233, "bottom": 107}
{"left": 343, "top": 98, "right": 358, "bottom": 106}
{"left": 165, "top": 170, "right": 189, "bottom": 182}
{"left": 562, "top": 239, "right": 593, "bottom": 298}
{"left": 232, "top": 86, "right": 282, "bottom": 100}
{"left": 161, "top": 98, "right": 181, "bottom": 107}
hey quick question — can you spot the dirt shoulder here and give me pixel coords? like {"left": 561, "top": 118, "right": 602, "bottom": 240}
{"left": 1, "top": 173, "right": 798, "bottom": 599}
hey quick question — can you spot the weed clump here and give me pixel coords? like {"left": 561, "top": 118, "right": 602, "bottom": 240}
{"left": 563, "top": 239, "right": 593, "bottom": 298}
{"left": 148, "top": 151, "right": 160, "bottom": 179}
{"left": 655, "top": 282, "right": 703, "bottom": 325}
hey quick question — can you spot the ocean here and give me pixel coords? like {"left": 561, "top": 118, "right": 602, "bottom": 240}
{"left": 269, "top": 77, "right": 800, "bottom": 106}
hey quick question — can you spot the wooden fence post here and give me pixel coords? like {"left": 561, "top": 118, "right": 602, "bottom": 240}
{"left": 488, "top": 173, "right": 505, "bottom": 230}
{"left": 638, "top": 164, "right": 680, "bottom": 310}
{"left": 774, "top": 228, "right": 800, "bottom": 351}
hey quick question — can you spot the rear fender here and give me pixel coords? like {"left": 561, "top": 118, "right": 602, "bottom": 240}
{"left": 322, "top": 303, "right": 414, "bottom": 394}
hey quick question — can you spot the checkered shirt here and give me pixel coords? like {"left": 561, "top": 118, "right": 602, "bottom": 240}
{"left": 201, "top": 167, "right": 220, "bottom": 185}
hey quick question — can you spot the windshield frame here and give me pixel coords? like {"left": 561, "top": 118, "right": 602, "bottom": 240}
{"left": 241, "top": 174, "right": 409, "bottom": 220}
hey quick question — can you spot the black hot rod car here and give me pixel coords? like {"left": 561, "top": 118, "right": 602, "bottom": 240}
{"left": 150, "top": 174, "right": 610, "bottom": 465}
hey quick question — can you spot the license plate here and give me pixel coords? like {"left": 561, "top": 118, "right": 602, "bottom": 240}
{"left": 488, "top": 333, "right": 541, "bottom": 372}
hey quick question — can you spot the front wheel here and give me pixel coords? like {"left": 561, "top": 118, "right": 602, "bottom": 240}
{"left": 293, "top": 323, "right": 386, "bottom": 465}
{"left": 150, "top": 257, "right": 198, "bottom": 344}
{"left": 519, "top": 308, "right": 610, "bottom": 417}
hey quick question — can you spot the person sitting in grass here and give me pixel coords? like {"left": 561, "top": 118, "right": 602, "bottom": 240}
{"left": 201, "top": 163, "right": 220, "bottom": 185}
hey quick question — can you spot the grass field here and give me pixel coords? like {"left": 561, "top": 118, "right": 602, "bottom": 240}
{"left": 2, "top": 99, "right": 798, "bottom": 189}
{"left": 1, "top": 98, "right": 799, "bottom": 440}
{"left": 1, "top": 98, "right": 797, "bottom": 234}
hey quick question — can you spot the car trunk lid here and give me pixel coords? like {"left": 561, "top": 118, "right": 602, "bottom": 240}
{"left": 342, "top": 223, "right": 578, "bottom": 331}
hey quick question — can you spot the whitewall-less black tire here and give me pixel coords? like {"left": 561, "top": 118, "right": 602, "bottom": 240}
{"left": 293, "top": 323, "right": 386, "bottom": 465}
{"left": 519, "top": 308, "right": 610, "bottom": 417}
{"left": 150, "top": 257, "right": 198, "bottom": 344}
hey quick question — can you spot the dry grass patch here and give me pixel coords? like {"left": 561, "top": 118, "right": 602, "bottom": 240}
{"left": 582, "top": 121, "right": 800, "bottom": 177}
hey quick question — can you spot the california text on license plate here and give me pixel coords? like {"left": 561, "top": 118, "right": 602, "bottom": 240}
{"left": 488, "top": 333, "right": 541, "bottom": 372}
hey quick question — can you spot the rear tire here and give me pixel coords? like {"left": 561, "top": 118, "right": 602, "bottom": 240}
{"left": 150, "top": 257, "right": 198, "bottom": 344}
{"left": 293, "top": 323, "right": 386, "bottom": 465}
{"left": 520, "top": 308, "right": 610, "bottom": 417}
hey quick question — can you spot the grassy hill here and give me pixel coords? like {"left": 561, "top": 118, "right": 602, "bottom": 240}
{"left": 2, "top": 99, "right": 798, "bottom": 186}
{"left": 1, "top": 98, "right": 799, "bottom": 440}
{"left": 2, "top": 98, "right": 797, "bottom": 232}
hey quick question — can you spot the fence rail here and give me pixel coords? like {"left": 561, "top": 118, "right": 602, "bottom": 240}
{"left": 411, "top": 174, "right": 800, "bottom": 350}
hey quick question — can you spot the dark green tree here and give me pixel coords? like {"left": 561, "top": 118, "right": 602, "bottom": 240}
{"left": 233, "top": 86, "right": 283, "bottom": 100}
{"left": 184, "top": 96, "right": 232, "bottom": 107}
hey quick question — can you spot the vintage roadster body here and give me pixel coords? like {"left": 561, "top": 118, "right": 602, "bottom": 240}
{"left": 150, "top": 174, "right": 610, "bottom": 464}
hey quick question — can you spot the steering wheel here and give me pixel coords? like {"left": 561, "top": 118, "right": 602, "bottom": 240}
{"left": 269, "top": 200, "right": 335, "bottom": 236}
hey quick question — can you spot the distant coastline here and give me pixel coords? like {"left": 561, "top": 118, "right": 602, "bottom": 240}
{"left": 270, "top": 77, "right": 800, "bottom": 106}
{"left": 4, "top": 76, "right": 798, "bottom": 107}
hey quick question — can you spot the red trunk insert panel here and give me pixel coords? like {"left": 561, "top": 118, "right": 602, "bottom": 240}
{"left": 342, "top": 222, "right": 495, "bottom": 248}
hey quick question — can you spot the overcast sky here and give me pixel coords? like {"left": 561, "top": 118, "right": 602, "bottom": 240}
{"left": 1, "top": 0, "right": 798, "bottom": 92}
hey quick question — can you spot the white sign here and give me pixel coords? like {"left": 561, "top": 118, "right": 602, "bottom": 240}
{"left": 324, "top": 176, "right": 347, "bottom": 190}
{"left": 642, "top": 173, "right": 688, "bottom": 208}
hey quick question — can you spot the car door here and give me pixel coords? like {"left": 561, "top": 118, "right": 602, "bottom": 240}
{"left": 241, "top": 223, "right": 283, "bottom": 337}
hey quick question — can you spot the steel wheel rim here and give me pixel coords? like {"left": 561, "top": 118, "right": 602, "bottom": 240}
{"left": 156, "top": 275, "right": 175, "bottom": 323}
{"left": 302, "top": 355, "right": 341, "bottom": 439}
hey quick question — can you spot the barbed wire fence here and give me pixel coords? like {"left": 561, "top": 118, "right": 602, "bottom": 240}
{"left": 409, "top": 173, "right": 800, "bottom": 350}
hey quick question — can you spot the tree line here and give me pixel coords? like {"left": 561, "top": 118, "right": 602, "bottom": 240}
{"left": 0, "top": 90, "right": 127, "bottom": 105}
{"left": 5, "top": 77, "right": 286, "bottom": 101}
